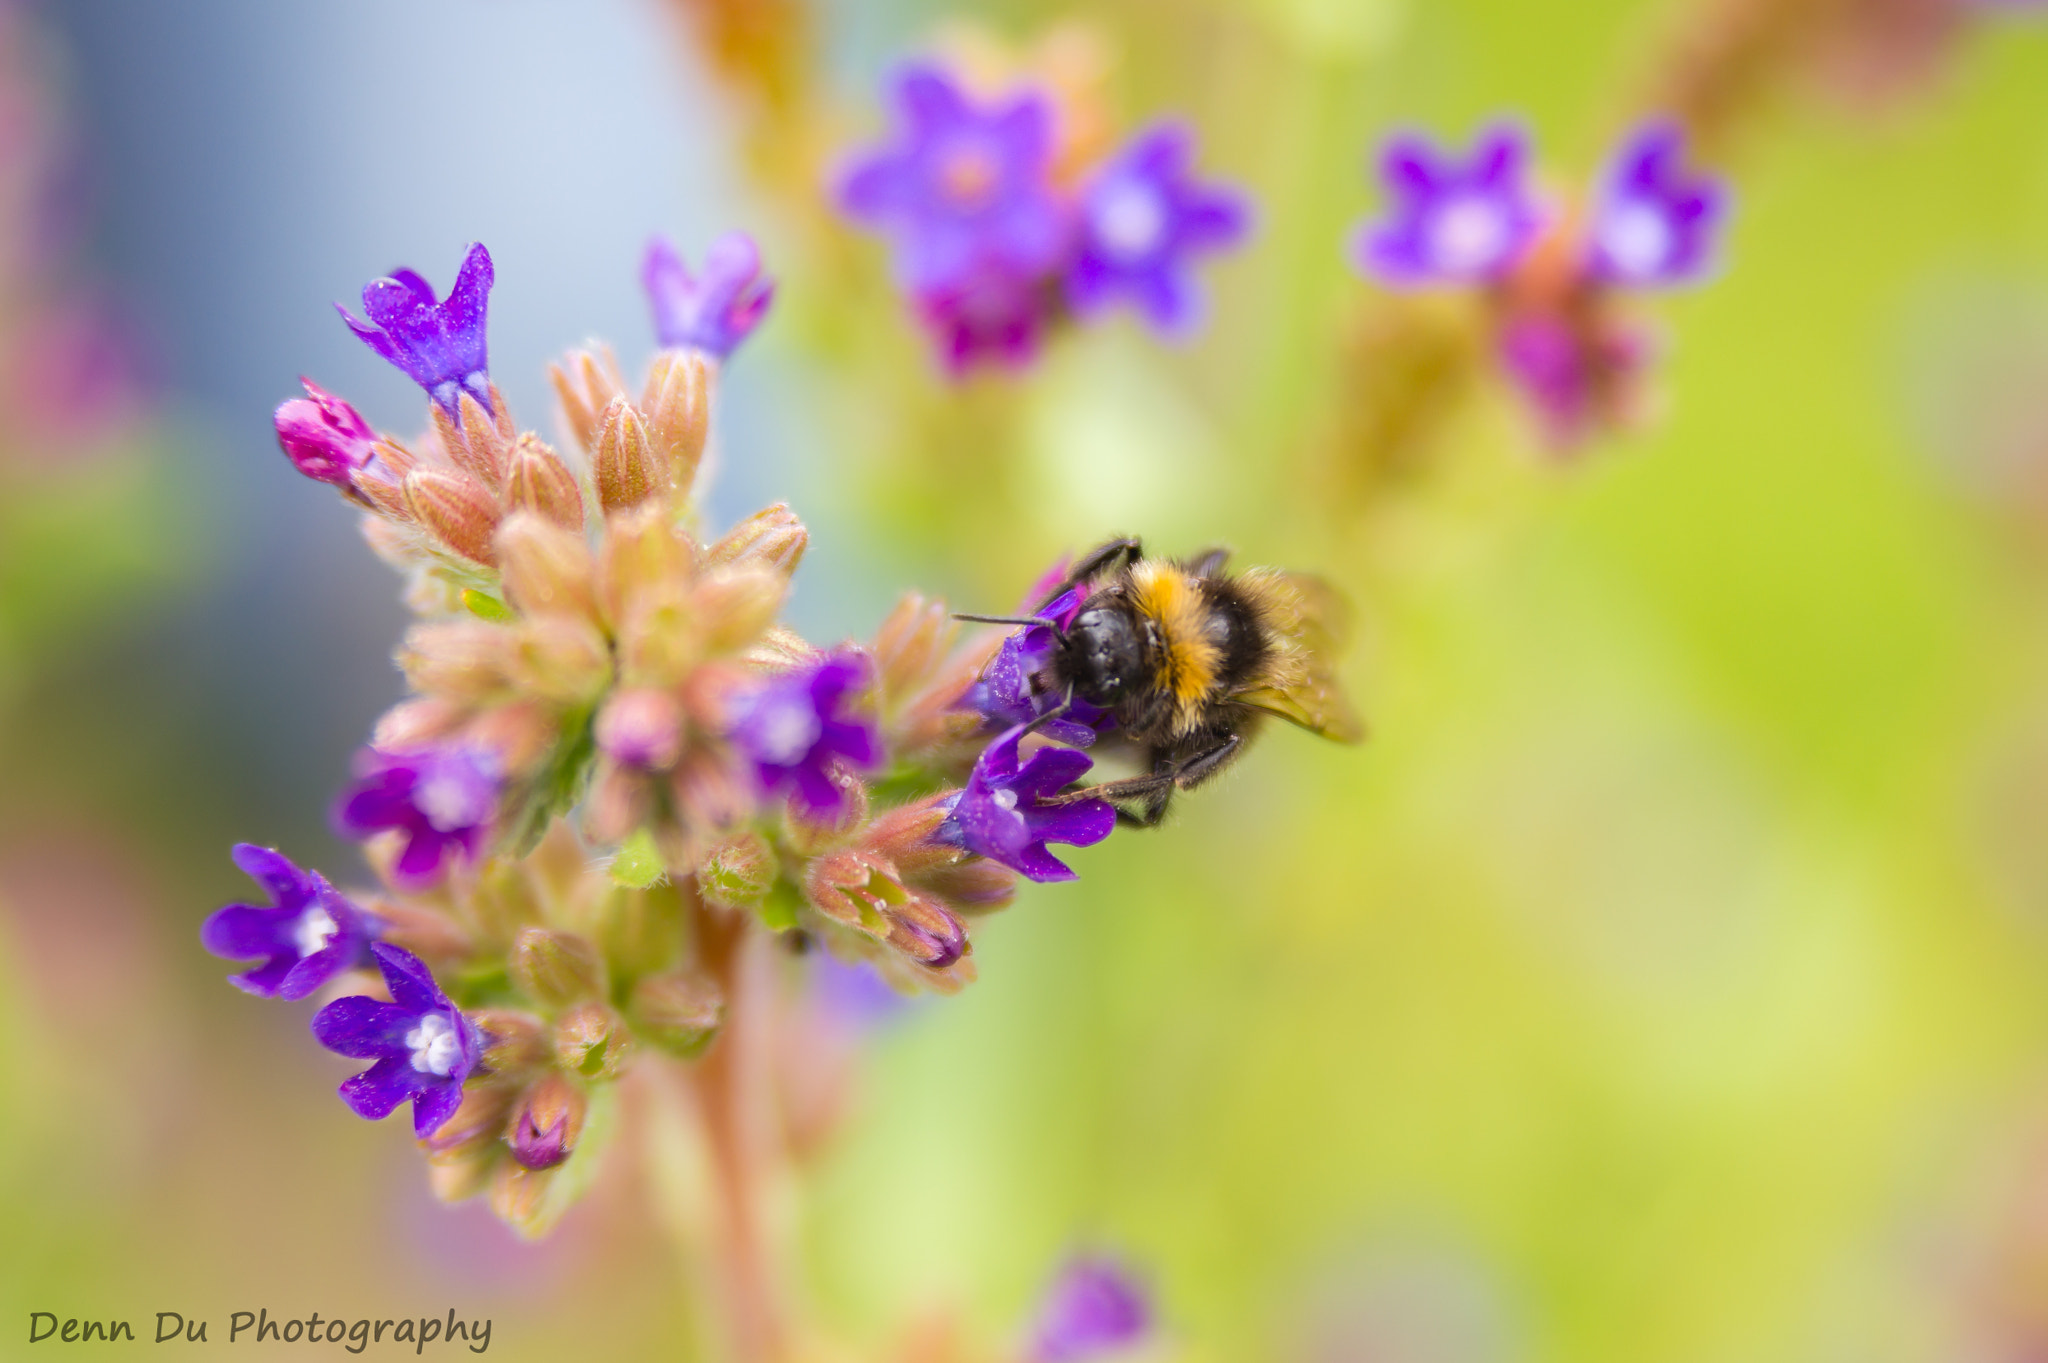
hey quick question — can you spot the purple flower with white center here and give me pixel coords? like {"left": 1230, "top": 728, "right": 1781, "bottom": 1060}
{"left": 961, "top": 585, "right": 1113, "bottom": 747}
{"left": 1066, "top": 121, "right": 1252, "bottom": 337}
{"left": 1030, "top": 1256, "right": 1153, "bottom": 1361}
{"left": 273, "top": 378, "right": 378, "bottom": 488}
{"left": 337, "top": 242, "right": 495, "bottom": 415}
{"left": 1585, "top": 121, "right": 1728, "bottom": 288}
{"left": 333, "top": 747, "right": 499, "bottom": 890}
{"left": 936, "top": 722, "right": 1115, "bottom": 883}
{"left": 642, "top": 231, "right": 776, "bottom": 360}
{"left": 311, "top": 943, "right": 480, "bottom": 1138}
{"left": 837, "top": 64, "right": 1070, "bottom": 297}
{"left": 1354, "top": 123, "right": 1544, "bottom": 287}
{"left": 728, "top": 653, "right": 882, "bottom": 820}
{"left": 199, "top": 844, "right": 381, "bottom": 1000}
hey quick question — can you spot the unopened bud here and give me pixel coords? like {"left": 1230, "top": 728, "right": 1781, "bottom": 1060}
{"left": 914, "top": 856, "right": 1018, "bottom": 911}
{"left": 489, "top": 1159, "right": 557, "bottom": 1236}
{"left": 595, "top": 688, "right": 684, "bottom": 770}
{"left": 275, "top": 379, "right": 376, "bottom": 488}
{"left": 440, "top": 389, "right": 508, "bottom": 490}
{"left": 599, "top": 503, "right": 694, "bottom": 621}
{"left": 554, "top": 1002, "right": 630, "bottom": 1079}
{"left": 861, "top": 799, "right": 957, "bottom": 877}
{"left": 628, "top": 970, "right": 724, "bottom": 1058}
{"left": 470, "top": 1008, "right": 550, "bottom": 1076}
{"left": 781, "top": 774, "right": 869, "bottom": 857}
{"left": 404, "top": 468, "right": 501, "bottom": 565}
{"left": 418, "top": 1082, "right": 516, "bottom": 1160}
{"left": 511, "top": 616, "right": 612, "bottom": 703}
{"left": 463, "top": 699, "right": 556, "bottom": 777}
{"left": 503, "top": 434, "right": 585, "bottom": 531}
{"left": 397, "top": 621, "right": 517, "bottom": 703}
{"left": 697, "top": 832, "right": 777, "bottom": 911}
{"left": 886, "top": 895, "right": 969, "bottom": 969}
{"left": 495, "top": 513, "right": 598, "bottom": 621}
{"left": 642, "top": 349, "right": 709, "bottom": 493}
{"left": 351, "top": 459, "right": 412, "bottom": 520}
{"left": 507, "top": 1074, "right": 587, "bottom": 1171}
{"left": 365, "top": 898, "right": 474, "bottom": 963}
{"left": 692, "top": 566, "right": 787, "bottom": 654}
{"left": 708, "top": 503, "right": 809, "bottom": 578}
{"left": 596, "top": 879, "right": 685, "bottom": 979}
{"left": 511, "top": 927, "right": 605, "bottom": 1007}
{"left": 870, "top": 592, "right": 953, "bottom": 701}
{"left": 804, "top": 850, "right": 904, "bottom": 933}
{"left": 427, "top": 1147, "right": 497, "bottom": 1203}
{"left": 548, "top": 346, "right": 625, "bottom": 456}
{"left": 371, "top": 697, "right": 462, "bottom": 751}
{"left": 593, "top": 397, "right": 659, "bottom": 513}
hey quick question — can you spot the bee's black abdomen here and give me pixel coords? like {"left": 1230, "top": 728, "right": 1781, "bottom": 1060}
{"left": 1202, "top": 578, "right": 1270, "bottom": 692}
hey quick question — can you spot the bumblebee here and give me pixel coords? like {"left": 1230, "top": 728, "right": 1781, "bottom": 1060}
{"left": 961, "top": 536, "right": 1363, "bottom": 826}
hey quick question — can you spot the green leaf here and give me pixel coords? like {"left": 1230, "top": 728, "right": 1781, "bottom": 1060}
{"left": 609, "top": 829, "right": 667, "bottom": 889}
{"left": 461, "top": 588, "right": 516, "bottom": 622}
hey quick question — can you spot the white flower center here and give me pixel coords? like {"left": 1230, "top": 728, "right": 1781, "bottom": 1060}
{"left": 751, "top": 693, "right": 821, "bottom": 765}
{"left": 992, "top": 788, "right": 1018, "bottom": 811}
{"left": 1430, "top": 195, "right": 1512, "bottom": 276}
{"left": 406, "top": 1013, "right": 462, "bottom": 1077}
{"left": 1596, "top": 200, "right": 1674, "bottom": 280}
{"left": 292, "top": 905, "right": 339, "bottom": 958}
{"left": 1092, "top": 180, "right": 1168, "bottom": 262}
{"left": 415, "top": 764, "right": 487, "bottom": 831}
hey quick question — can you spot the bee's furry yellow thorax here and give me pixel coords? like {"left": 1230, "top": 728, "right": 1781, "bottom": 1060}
{"left": 1127, "top": 559, "right": 1221, "bottom": 715}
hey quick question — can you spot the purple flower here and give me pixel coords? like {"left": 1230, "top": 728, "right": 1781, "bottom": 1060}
{"left": 811, "top": 953, "right": 909, "bottom": 1029}
{"left": 728, "top": 653, "right": 882, "bottom": 819}
{"left": 1496, "top": 312, "right": 1652, "bottom": 448}
{"left": 1354, "top": 123, "right": 1543, "bottom": 287}
{"left": 936, "top": 723, "right": 1115, "bottom": 883}
{"left": 273, "top": 378, "right": 377, "bottom": 488}
{"left": 915, "top": 272, "right": 1058, "bottom": 375}
{"left": 642, "top": 231, "right": 776, "bottom": 359}
{"left": 961, "top": 585, "right": 1113, "bottom": 747}
{"left": 311, "top": 943, "right": 480, "bottom": 1138}
{"left": 200, "top": 844, "right": 381, "bottom": 1000}
{"left": 1066, "top": 121, "right": 1252, "bottom": 337}
{"left": 1030, "top": 1256, "right": 1153, "bottom": 1361}
{"left": 1586, "top": 121, "right": 1728, "bottom": 288}
{"left": 333, "top": 748, "right": 499, "bottom": 890}
{"left": 837, "top": 64, "right": 1070, "bottom": 297}
{"left": 337, "top": 242, "right": 495, "bottom": 415}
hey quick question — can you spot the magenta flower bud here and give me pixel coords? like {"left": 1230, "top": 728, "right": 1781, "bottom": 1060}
{"left": 274, "top": 378, "right": 378, "bottom": 487}
{"left": 507, "top": 1074, "right": 585, "bottom": 1171}
{"left": 1031, "top": 1256, "right": 1153, "bottom": 1361}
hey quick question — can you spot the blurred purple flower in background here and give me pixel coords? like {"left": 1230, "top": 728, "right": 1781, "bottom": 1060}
{"left": 200, "top": 844, "right": 380, "bottom": 999}
{"left": 937, "top": 722, "right": 1115, "bottom": 882}
{"left": 810, "top": 953, "right": 909, "bottom": 1028}
{"left": 333, "top": 747, "right": 499, "bottom": 889}
{"left": 312, "top": 944, "right": 480, "bottom": 1138}
{"left": 272, "top": 377, "right": 378, "bottom": 488}
{"left": 1586, "top": 121, "right": 1727, "bottom": 287}
{"left": 1030, "top": 1255, "right": 1153, "bottom": 1361}
{"left": 337, "top": 242, "right": 496, "bottom": 414}
{"left": 1067, "top": 121, "right": 1252, "bottom": 336}
{"left": 728, "top": 653, "right": 881, "bottom": 819}
{"left": 642, "top": 230, "right": 775, "bottom": 359}
{"left": 1355, "top": 124, "right": 1543, "bottom": 286}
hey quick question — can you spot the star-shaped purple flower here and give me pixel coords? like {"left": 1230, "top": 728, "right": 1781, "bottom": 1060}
{"left": 837, "top": 64, "right": 1070, "bottom": 297}
{"left": 728, "top": 653, "right": 882, "bottom": 820}
{"left": 333, "top": 747, "right": 499, "bottom": 890}
{"left": 1354, "top": 123, "right": 1544, "bottom": 287}
{"left": 642, "top": 231, "right": 776, "bottom": 359}
{"left": 960, "top": 584, "right": 1114, "bottom": 747}
{"left": 937, "top": 723, "right": 1115, "bottom": 883}
{"left": 1585, "top": 121, "right": 1728, "bottom": 288}
{"left": 200, "top": 844, "right": 381, "bottom": 1000}
{"left": 1030, "top": 1255, "right": 1153, "bottom": 1361}
{"left": 273, "top": 378, "right": 378, "bottom": 488}
{"left": 1066, "top": 121, "right": 1251, "bottom": 337}
{"left": 311, "top": 943, "right": 480, "bottom": 1138}
{"left": 337, "top": 242, "right": 495, "bottom": 415}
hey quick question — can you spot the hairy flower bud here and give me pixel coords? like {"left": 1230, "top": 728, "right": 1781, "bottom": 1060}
{"left": 804, "top": 850, "right": 905, "bottom": 934}
{"left": 706, "top": 503, "right": 808, "bottom": 577}
{"left": 489, "top": 1159, "right": 557, "bottom": 1235}
{"left": 507, "top": 1073, "right": 587, "bottom": 1171}
{"left": 595, "top": 688, "right": 685, "bottom": 770}
{"left": 275, "top": 379, "right": 377, "bottom": 487}
{"left": 512, "top": 615, "right": 613, "bottom": 704}
{"left": 397, "top": 621, "right": 518, "bottom": 703}
{"left": 548, "top": 346, "right": 625, "bottom": 457}
{"left": 553, "top": 1002, "right": 630, "bottom": 1079}
{"left": 496, "top": 513, "right": 598, "bottom": 622}
{"left": 599, "top": 504, "right": 694, "bottom": 625}
{"left": 691, "top": 566, "right": 787, "bottom": 655}
{"left": 511, "top": 927, "right": 606, "bottom": 1007}
{"left": 418, "top": 1081, "right": 516, "bottom": 1161}
{"left": 366, "top": 896, "right": 474, "bottom": 964}
{"left": 697, "top": 832, "right": 777, "bottom": 911}
{"left": 503, "top": 434, "right": 585, "bottom": 531}
{"left": 885, "top": 895, "right": 969, "bottom": 969}
{"left": 593, "top": 397, "right": 659, "bottom": 514}
{"left": 471, "top": 1008, "right": 551, "bottom": 1075}
{"left": 870, "top": 592, "right": 954, "bottom": 703}
{"left": 642, "top": 348, "right": 709, "bottom": 493}
{"left": 628, "top": 970, "right": 724, "bottom": 1058}
{"left": 404, "top": 468, "right": 501, "bottom": 565}
{"left": 432, "top": 389, "right": 509, "bottom": 491}
{"left": 781, "top": 773, "right": 869, "bottom": 856}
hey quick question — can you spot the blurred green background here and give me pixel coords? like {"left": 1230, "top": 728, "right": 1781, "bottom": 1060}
{"left": 5, "top": 0, "right": 2048, "bottom": 1359}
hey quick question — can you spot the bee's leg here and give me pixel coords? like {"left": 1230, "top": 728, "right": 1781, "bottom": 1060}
{"left": 1060, "top": 733, "right": 1243, "bottom": 828}
{"left": 1184, "top": 546, "right": 1232, "bottom": 578}
{"left": 1040, "top": 536, "right": 1144, "bottom": 608}
{"left": 1169, "top": 732, "right": 1242, "bottom": 792}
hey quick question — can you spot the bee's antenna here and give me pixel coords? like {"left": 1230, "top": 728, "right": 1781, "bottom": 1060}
{"left": 952, "top": 613, "right": 1046, "bottom": 629}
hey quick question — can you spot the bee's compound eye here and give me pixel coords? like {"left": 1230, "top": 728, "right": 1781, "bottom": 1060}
{"left": 1067, "top": 608, "right": 1140, "bottom": 706}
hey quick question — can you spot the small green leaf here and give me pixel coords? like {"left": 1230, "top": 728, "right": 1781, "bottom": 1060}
{"left": 461, "top": 588, "right": 516, "bottom": 622}
{"left": 609, "top": 829, "right": 667, "bottom": 889}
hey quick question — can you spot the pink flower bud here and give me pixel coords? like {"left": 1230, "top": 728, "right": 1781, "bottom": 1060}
{"left": 274, "top": 378, "right": 377, "bottom": 487}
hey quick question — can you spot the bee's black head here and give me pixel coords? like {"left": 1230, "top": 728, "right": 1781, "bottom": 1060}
{"left": 1062, "top": 606, "right": 1144, "bottom": 707}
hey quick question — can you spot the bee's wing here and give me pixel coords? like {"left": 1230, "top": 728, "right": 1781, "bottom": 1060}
{"left": 1234, "top": 571, "right": 1365, "bottom": 744}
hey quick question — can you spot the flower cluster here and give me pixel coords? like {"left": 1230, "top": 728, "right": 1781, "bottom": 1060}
{"left": 1352, "top": 120, "right": 1730, "bottom": 449}
{"left": 207, "top": 233, "right": 1126, "bottom": 1237}
{"left": 837, "top": 62, "right": 1252, "bottom": 374}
